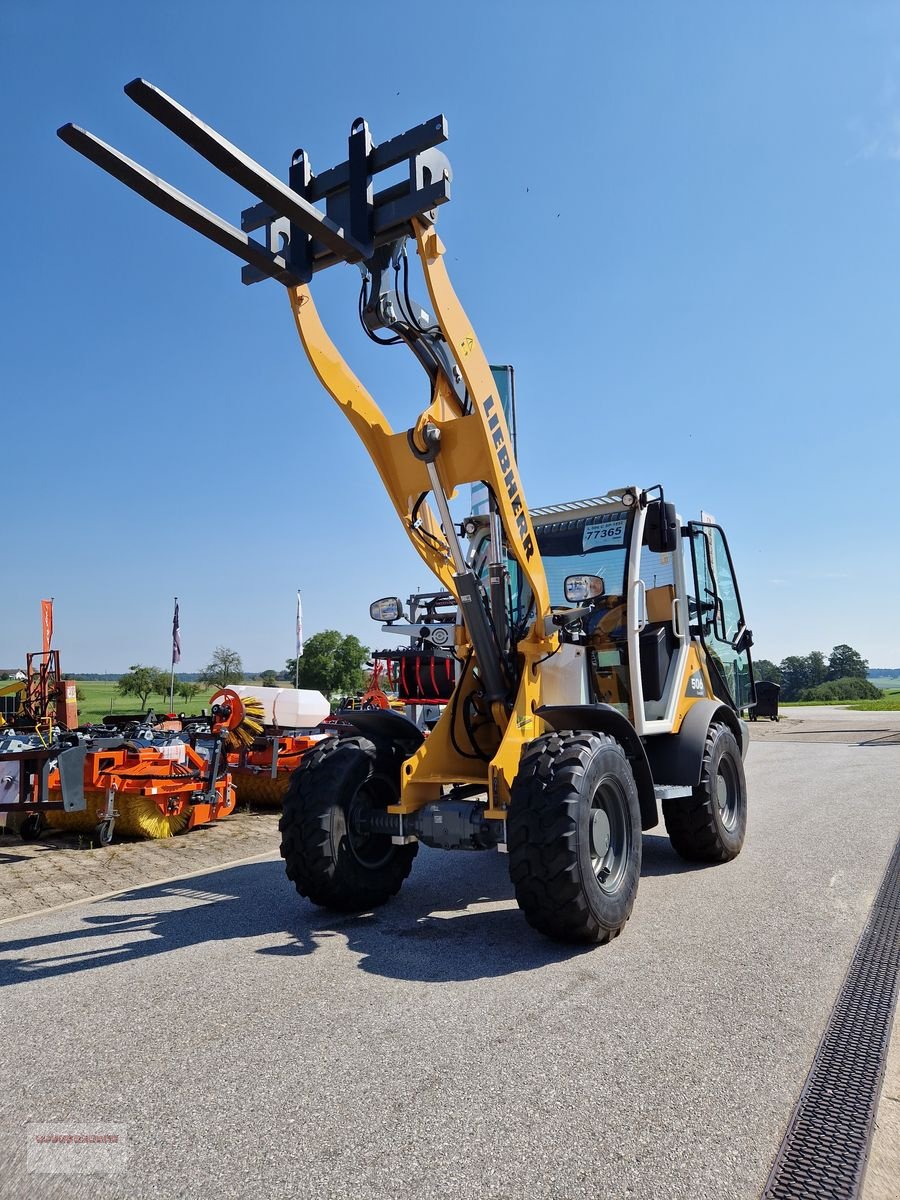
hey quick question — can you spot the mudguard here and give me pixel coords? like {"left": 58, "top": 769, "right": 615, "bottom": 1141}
{"left": 535, "top": 704, "right": 658, "bottom": 831}
{"left": 643, "top": 700, "right": 746, "bottom": 788}
{"left": 335, "top": 709, "right": 425, "bottom": 754}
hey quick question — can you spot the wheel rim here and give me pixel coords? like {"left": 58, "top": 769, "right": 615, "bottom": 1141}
{"left": 715, "top": 756, "right": 740, "bottom": 831}
{"left": 590, "top": 774, "right": 631, "bottom": 893}
{"left": 347, "top": 773, "right": 396, "bottom": 870}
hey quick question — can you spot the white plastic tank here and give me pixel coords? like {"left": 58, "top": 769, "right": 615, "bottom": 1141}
{"left": 226, "top": 686, "right": 330, "bottom": 730}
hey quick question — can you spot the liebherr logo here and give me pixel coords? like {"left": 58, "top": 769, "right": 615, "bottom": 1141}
{"left": 482, "top": 394, "right": 535, "bottom": 560}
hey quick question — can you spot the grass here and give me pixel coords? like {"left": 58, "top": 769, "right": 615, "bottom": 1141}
{"left": 74, "top": 679, "right": 211, "bottom": 724}
{"left": 848, "top": 690, "right": 900, "bottom": 712}
{"left": 781, "top": 689, "right": 900, "bottom": 712}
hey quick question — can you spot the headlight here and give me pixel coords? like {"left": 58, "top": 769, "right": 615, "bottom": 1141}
{"left": 370, "top": 597, "right": 404, "bottom": 623}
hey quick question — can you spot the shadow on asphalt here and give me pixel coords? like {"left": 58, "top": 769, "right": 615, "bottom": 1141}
{"left": 0, "top": 832, "right": 701, "bottom": 988}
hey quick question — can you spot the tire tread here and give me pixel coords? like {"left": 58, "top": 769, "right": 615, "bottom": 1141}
{"left": 508, "top": 731, "right": 640, "bottom": 944}
{"left": 278, "top": 735, "right": 416, "bottom": 911}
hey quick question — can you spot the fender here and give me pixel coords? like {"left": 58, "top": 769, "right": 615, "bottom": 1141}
{"left": 643, "top": 700, "right": 747, "bottom": 788}
{"left": 535, "top": 704, "right": 658, "bottom": 831}
{"left": 336, "top": 709, "right": 425, "bottom": 755}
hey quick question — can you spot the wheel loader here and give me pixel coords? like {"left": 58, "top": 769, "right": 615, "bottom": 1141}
{"left": 59, "top": 83, "right": 756, "bottom": 942}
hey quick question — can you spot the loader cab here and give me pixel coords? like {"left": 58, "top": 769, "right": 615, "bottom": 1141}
{"left": 522, "top": 489, "right": 752, "bottom": 736}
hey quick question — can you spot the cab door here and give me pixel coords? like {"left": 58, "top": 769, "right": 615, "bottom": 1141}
{"left": 687, "top": 522, "right": 754, "bottom": 712}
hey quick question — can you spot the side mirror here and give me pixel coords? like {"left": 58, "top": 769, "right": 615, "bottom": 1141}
{"left": 645, "top": 500, "right": 678, "bottom": 554}
{"left": 732, "top": 626, "right": 754, "bottom": 654}
{"left": 370, "top": 597, "right": 404, "bottom": 623}
{"left": 564, "top": 574, "right": 605, "bottom": 604}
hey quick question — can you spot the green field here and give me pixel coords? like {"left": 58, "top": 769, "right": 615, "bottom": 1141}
{"left": 74, "top": 679, "right": 212, "bottom": 724}
{"left": 870, "top": 675, "right": 900, "bottom": 690}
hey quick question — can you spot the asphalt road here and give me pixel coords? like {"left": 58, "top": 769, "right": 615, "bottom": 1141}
{"left": 1, "top": 720, "right": 897, "bottom": 1200}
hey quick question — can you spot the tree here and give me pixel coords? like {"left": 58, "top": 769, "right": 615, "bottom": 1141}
{"left": 177, "top": 679, "right": 201, "bottom": 704}
{"left": 798, "top": 677, "right": 881, "bottom": 702}
{"left": 154, "top": 671, "right": 173, "bottom": 709}
{"left": 118, "top": 665, "right": 164, "bottom": 710}
{"left": 753, "top": 659, "right": 782, "bottom": 686}
{"left": 285, "top": 630, "right": 368, "bottom": 698}
{"left": 827, "top": 644, "right": 869, "bottom": 681}
{"left": 260, "top": 670, "right": 278, "bottom": 688}
{"left": 807, "top": 650, "right": 828, "bottom": 689}
{"left": 779, "top": 655, "right": 815, "bottom": 701}
{"left": 200, "top": 646, "right": 244, "bottom": 688}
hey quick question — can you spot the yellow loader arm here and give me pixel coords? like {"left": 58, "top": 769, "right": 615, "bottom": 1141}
{"left": 58, "top": 82, "right": 558, "bottom": 815}
{"left": 287, "top": 223, "right": 548, "bottom": 616}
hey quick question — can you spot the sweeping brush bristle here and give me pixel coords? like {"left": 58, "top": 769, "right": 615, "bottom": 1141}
{"left": 224, "top": 695, "right": 265, "bottom": 751}
{"left": 44, "top": 789, "right": 189, "bottom": 840}
{"left": 232, "top": 770, "right": 291, "bottom": 808}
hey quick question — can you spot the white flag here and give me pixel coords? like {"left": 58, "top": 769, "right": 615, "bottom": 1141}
{"left": 296, "top": 591, "right": 303, "bottom": 659}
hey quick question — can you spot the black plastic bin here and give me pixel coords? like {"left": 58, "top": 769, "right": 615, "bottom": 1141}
{"left": 752, "top": 680, "right": 780, "bottom": 722}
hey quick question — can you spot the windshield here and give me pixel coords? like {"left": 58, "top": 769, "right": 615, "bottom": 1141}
{"left": 536, "top": 509, "right": 633, "bottom": 605}
{"left": 471, "top": 507, "right": 633, "bottom": 635}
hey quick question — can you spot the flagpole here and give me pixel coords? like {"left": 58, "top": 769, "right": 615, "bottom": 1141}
{"left": 169, "top": 596, "right": 178, "bottom": 712}
{"left": 295, "top": 590, "right": 302, "bottom": 689}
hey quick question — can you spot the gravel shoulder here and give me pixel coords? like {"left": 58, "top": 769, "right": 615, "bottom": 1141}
{"left": 0, "top": 811, "right": 280, "bottom": 922}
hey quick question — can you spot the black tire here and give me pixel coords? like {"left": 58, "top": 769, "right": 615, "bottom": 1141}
{"left": 19, "top": 813, "right": 44, "bottom": 841}
{"left": 508, "top": 731, "right": 642, "bottom": 944}
{"left": 95, "top": 819, "right": 114, "bottom": 846}
{"left": 662, "top": 722, "right": 747, "bottom": 863}
{"left": 279, "top": 735, "right": 417, "bottom": 912}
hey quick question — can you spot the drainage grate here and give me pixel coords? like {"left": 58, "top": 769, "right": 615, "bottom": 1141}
{"left": 763, "top": 837, "right": 900, "bottom": 1199}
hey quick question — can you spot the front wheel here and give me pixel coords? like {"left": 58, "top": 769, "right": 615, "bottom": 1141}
{"left": 508, "top": 731, "right": 642, "bottom": 944}
{"left": 279, "top": 735, "right": 417, "bottom": 912}
{"left": 662, "top": 722, "right": 747, "bottom": 862}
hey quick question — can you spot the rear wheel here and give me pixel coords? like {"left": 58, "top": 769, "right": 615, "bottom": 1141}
{"left": 662, "top": 723, "right": 747, "bottom": 862}
{"left": 279, "top": 735, "right": 417, "bottom": 912}
{"left": 508, "top": 731, "right": 642, "bottom": 944}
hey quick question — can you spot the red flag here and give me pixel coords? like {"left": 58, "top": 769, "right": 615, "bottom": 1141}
{"left": 41, "top": 599, "right": 53, "bottom": 656}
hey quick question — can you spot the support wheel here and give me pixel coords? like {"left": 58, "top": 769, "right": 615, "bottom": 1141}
{"left": 279, "top": 735, "right": 417, "bottom": 912}
{"left": 508, "top": 731, "right": 642, "bottom": 944}
{"left": 20, "top": 813, "right": 44, "bottom": 841}
{"left": 662, "top": 722, "right": 747, "bottom": 862}
{"left": 95, "top": 819, "right": 114, "bottom": 846}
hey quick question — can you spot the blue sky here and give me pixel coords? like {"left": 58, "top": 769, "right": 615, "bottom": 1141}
{"left": 2, "top": 0, "right": 898, "bottom": 672}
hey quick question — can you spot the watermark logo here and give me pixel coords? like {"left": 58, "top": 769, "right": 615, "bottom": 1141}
{"left": 27, "top": 1123, "right": 128, "bottom": 1174}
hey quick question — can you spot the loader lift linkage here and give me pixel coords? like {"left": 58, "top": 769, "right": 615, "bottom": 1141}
{"left": 60, "top": 83, "right": 754, "bottom": 943}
